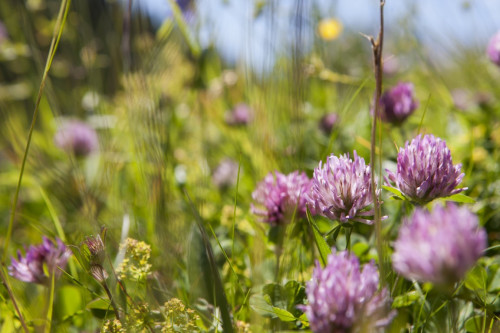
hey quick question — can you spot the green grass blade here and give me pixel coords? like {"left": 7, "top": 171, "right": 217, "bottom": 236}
{"left": 322, "top": 76, "right": 370, "bottom": 159}
{"left": 417, "top": 93, "right": 431, "bottom": 135}
{"left": 231, "top": 155, "right": 242, "bottom": 262}
{"left": 206, "top": 223, "right": 243, "bottom": 293}
{"left": 166, "top": 0, "right": 201, "bottom": 57}
{"left": 44, "top": 272, "right": 56, "bottom": 333}
{"left": 39, "top": 187, "right": 78, "bottom": 278}
{"left": 3, "top": 0, "right": 72, "bottom": 263}
{"left": 184, "top": 190, "right": 234, "bottom": 333}
{"left": 39, "top": 187, "right": 67, "bottom": 242}
{"left": 306, "top": 207, "right": 331, "bottom": 267}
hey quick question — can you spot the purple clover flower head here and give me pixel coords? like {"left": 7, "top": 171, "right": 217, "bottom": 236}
{"left": 309, "top": 151, "right": 375, "bottom": 224}
{"left": 386, "top": 134, "right": 466, "bottom": 204}
{"left": 54, "top": 120, "right": 98, "bottom": 157}
{"left": 212, "top": 158, "right": 239, "bottom": 189}
{"left": 225, "top": 103, "right": 253, "bottom": 126}
{"left": 375, "top": 82, "right": 418, "bottom": 125}
{"left": 9, "top": 237, "right": 71, "bottom": 285}
{"left": 251, "top": 171, "right": 312, "bottom": 226}
{"left": 299, "top": 251, "right": 394, "bottom": 333}
{"left": 487, "top": 31, "right": 500, "bottom": 66}
{"left": 393, "top": 204, "right": 487, "bottom": 286}
{"left": 319, "top": 113, "right": 339, "bottom": 135}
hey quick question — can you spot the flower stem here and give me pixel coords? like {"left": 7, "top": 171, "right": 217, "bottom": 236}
{"left": 44, "top": 273, "right": 55, "bottom": 333}
{"left": 102, "top": 280, "right": 122, "bottom": 323}
{"left": 345, "top": 225, "right": 353, "bottom": 252}
{"left": 274, "top": 227, "right": 285, "bottom": 282}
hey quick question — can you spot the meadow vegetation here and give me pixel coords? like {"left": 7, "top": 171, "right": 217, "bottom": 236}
{"left": 0, "top": 0, "right": 499, "bottom": 332}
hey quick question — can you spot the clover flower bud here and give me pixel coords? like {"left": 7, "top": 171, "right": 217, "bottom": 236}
{"left": 375, "top": 82, "right": 418, "bottom": 125}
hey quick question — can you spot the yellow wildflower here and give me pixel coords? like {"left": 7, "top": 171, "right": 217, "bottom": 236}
{"left": 318, "top": 18, "right": 343, "bottom": 41}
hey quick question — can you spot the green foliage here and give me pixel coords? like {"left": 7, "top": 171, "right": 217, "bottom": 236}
{"left": 0, "top": 0, "right": 499, "bottom": 332}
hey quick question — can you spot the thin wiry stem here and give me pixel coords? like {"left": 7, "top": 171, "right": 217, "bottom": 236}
{"left": 102, "top": 280, "right": 122, "bottom": 323}
{"left": 367, "top": 0, "right": 386, "bottom": 283}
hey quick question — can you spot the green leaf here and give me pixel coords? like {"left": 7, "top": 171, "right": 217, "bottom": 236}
{"left": 57, "top": 286, "right": 82, "bottom": 320}
{"left": 284, "top": 280, "right": 306, "bottom": 311}
{"left": 464, "top": 265, "right": 496, "bottom": 304}
{"left": 263, "top": 283, "right": 286, "bottom": 310}
{"left": 299, "top": 313, "right": 309, "bottom": 327}
{"left": 382, "top": 185, "right": 405, "bottom": 200}
{"left": 306, "top": 207, "right": 331, "bottom": 266}
{"left": 271, "top": 307, "right": 297, "bottom": 322}
{"left": 464, "top": 315, "right": 483, "bottom": 332}
{"left": 249, "top": 294, "right": 301, "bottom": 323}
{"left": 352, "top": 242, "right": 370, "bottom": 257}
{"left": 465, "top": 265, "right": 487, "bottom": 292}
{"left": 392, "top": 291, "right": 419, "bottom": 308}
{"left": 488, "top": 268, "right": 500, "bottom": 292}
{"left": 249, "top": 294, "right": 276, "bottom": 317}
{"left": 262, "top": 281, "right": 306, "bottom": 315}
{"left": 86, "top": 298, "right": 113, "bottom": 319}
{"left": 442, "top": 193, "right": 475, "bottom": 203}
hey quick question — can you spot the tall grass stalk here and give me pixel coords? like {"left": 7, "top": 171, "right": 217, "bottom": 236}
{"left": 231, "top": 155, "right": 242, "bottom": 263}
{"left": 2, "top": 0, "right": 72, "bottom": 263}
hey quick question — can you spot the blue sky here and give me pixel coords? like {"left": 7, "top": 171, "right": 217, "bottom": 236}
{"left": 130, "top": 0, "right": 500, "bottom": 71}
